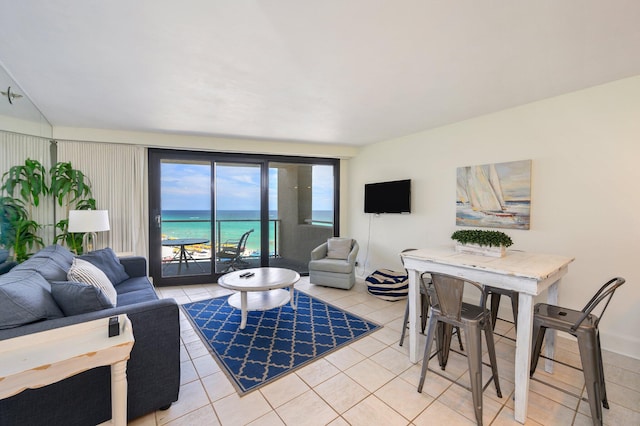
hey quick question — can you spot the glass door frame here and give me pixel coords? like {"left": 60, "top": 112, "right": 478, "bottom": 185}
{"left": 149, "top": 148, "right": 340, "bottom": 286}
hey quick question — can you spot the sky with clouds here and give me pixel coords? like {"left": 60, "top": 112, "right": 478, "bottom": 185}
{"left": 161, "top": 162, "right": 333, "bottom": 211}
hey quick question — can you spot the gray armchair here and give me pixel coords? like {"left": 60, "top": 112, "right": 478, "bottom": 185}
{"left": 309, "top": 238, "right": 359, "bottom": 289}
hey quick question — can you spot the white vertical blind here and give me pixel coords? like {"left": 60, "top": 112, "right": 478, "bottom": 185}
{"left": 0, "top": 131, "right": 54, "bottom": 246}
{"left": 56, "top": 141, "right": 148, "bottom": 257}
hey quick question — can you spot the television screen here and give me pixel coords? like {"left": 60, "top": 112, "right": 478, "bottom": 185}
{"left": 364, "top": 179, "right": 411, "bottom": 214}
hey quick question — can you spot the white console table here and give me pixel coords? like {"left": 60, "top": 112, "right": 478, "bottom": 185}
{"left": 0, "top": 314, "right": 135, "bottom": 425}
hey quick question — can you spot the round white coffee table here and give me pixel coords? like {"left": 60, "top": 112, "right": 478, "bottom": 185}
{"left": 217, "top": 267, "right": 301, "bottom": 329}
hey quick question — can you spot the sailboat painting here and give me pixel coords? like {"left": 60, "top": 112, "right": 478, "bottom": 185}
{"left": 456, "top": 160, "right": 531, "bottom": 230}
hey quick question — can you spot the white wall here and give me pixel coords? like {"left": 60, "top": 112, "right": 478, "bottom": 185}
{"left": 348, "top": 76, "right": 640, "bottom": 359}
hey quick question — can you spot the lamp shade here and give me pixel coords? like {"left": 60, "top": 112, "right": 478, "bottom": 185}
{"left": 67, "top": 210, "right": 110, "bottom": 233}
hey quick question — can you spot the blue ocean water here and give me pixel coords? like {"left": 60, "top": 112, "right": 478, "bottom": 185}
{"left": 161, "top": 210, "right": 332, "bottom": 255}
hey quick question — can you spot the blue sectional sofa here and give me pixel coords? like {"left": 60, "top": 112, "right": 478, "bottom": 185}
{"left": 0, "top": 245, "right": 180, "bottom": 426}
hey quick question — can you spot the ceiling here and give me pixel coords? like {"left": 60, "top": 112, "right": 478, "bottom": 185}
{"left": 1, "top": 1, "right": 639, "bottom": 146}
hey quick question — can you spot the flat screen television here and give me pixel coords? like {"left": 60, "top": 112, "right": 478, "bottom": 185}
{"left": 364, "top": 179, "right": 411, "bottom": 214}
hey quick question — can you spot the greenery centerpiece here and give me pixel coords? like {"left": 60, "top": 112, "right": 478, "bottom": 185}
{"left": 451, "top": 229, "right": 513, "bottom": 257}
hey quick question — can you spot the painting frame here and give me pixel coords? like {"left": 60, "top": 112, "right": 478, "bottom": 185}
{"left": 456, "top": 159, "right": 531, "bottom": 230}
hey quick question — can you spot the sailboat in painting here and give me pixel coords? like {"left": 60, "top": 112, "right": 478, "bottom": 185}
{"left": 456, "top": 160, "right": 531, "bottom": 230}
{"left": 464, "top": 165, "right": 514, "bottom": 217}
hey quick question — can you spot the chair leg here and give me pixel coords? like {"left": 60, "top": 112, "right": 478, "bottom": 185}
{"left": 418, "top": 315, "right": 439, "bottom": 393}
{"left": 399, "top": 299, "right": 410, "bottom": 347}
{"left": 577, "top": 331, "right": 604, "bottom": 425}
{"left": 455, "top": 326, "right": 464, "bottom": 350}
{"left": 510, "top": 294, "right": 519, "bottom": 330}
{"left": 483, "top": 319, "right": 502, "bottom": 398}
{"left": 420, "top": 293, "right": 429, "bottom": 333}
{"left": 490, "top": 293, "right": 501, "bottom": 330}
{"left": 437, "top": 323, "right": 453, "bottom": 370}
{"left": 595, "top": 332, "right": 609, "bottom": 409}
{"left": 530, "top": 323, "right": 546, "bottom": 377}
{"left": 464, "top": 323, "right": 484, "bottom": 426}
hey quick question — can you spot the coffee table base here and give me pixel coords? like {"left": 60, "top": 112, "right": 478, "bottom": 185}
{"left": 228, "top": 288, "right": 297, "bottom": 329}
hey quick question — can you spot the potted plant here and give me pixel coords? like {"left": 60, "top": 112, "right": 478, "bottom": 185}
{"left": 451, "top": 229, "right": 513, "bottom": 257}
{"left": 0, "top": 196, "right": 43, "bottom": 262}
{"left": 1, "top": 158, "right": 96, "bottom": 261}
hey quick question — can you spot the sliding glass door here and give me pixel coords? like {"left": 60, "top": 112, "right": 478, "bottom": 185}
{"left": 149, "top": 149, "right": 339, "bottom": 286}
{"left": 268, "top": 162, "right": 336, "bottom": 272}
{"left": 214, "top": 162, "right": 262, "bottom": 274}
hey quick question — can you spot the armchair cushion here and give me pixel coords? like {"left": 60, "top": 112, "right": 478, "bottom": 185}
{"left": 309, "top": 258, "right": 355, "bottom": 274}
{"left": 326, "top": 238, "right": 353, "bottom": 260}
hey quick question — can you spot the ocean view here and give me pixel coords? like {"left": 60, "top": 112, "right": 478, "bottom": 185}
{"left": 162, "top": 210, "right": 332, "bottom": 255}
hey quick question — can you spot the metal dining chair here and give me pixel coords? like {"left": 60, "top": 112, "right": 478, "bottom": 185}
{"left": 530, "top": 277, "right": 625, "bottom": 426}
{"left": 398, "top": 249, "right": 464, "bottom": 357}
{"left": 418, "top": 273, "right": 502, "bottom": 426}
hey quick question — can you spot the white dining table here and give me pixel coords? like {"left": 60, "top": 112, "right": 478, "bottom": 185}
{"left": 401, "top": 246, "right": 574, "bottom": 424}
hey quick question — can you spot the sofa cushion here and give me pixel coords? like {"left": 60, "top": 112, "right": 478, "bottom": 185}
{"left": 0, "top": 249, "right": 8, "bottom": 264}
{"left": 80, "top": 248, "right": 130, "bottom": 285}
{"left": 0, "top": 270, "right": 64, "bottom": 329}
{"left": 116, "top": 287, "right": 160, "bottom": 306}
{"left": 67, "top": 258, "right": 118, "bottom": 305}
{"left": 326, "top": 238, "right": 352, "bottom": 260}
{"left": 115, "top": 277, "right": 159, "bottom": 306}
{"left": 12, "top": 244, "right": 75, "bottom": 282}
{"left": 31, "top": 244, "right": 75, "bottom": 272}
{"left": 116, "top": 276, "right": 159, "bottom": 296}
{"left": 50, "top": 280, "right": 114, "bottom": 315}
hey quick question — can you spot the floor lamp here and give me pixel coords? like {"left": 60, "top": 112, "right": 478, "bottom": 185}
{"left": 68, "top": 210, "right": 110, "bottom": 252}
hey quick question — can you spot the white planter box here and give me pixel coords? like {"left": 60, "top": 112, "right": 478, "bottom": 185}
{"left": 455, "top": 242, "right": 506, "bottom": 258}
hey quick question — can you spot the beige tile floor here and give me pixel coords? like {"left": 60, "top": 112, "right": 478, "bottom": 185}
{"left": 131, "top": 277, "right": 640, "bottom": 426}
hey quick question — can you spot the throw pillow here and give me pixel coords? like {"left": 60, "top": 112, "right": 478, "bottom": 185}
{"left": 80, "top": 248, "right": 130, "bottom": 285}
{"left": 14, "top": 244, "right": 75, "bottom": 281}
{"left": 0, "top": 270, "right": 64, "bottom": 329}
{"left": 326, "top": 238, "right": 352, "bottom": 260}
{"left": 67, "top": 258, "right": 118, "bottom": 306}
{"left": 50, "top": 281, "right": 114, "bottom": 315}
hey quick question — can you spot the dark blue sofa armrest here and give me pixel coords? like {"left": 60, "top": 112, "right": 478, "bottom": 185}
{"left": 119, "top": 256, "right": 147, "bottom": 278}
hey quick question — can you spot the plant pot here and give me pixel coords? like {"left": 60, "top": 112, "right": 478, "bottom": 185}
{"left": 455, "top": 242, "right": 506, "bottom": 258}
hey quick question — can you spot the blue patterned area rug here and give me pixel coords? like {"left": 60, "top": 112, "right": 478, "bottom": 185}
{"left": 182, "top": 290, "right": 381, "bottom": 394}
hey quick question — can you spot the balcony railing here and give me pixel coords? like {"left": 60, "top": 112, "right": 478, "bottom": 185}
{"left": 161, "top": 218, "right": 280, "bottom": 258}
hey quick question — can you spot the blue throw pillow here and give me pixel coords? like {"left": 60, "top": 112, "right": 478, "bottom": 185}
{"left": 0, "top": 270, "right": 64, "bottom": 329}
{"left": 80, "top": 248, "right": 130, "bottom": 285}
{"left": 50, "top": 281, "right": 114, "bottom": 316}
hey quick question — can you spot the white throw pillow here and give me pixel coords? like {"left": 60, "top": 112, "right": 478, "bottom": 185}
{"left": 326, "top": 238, "right": 352, "bottom": 260}
{"left": 67, "top": 258, "right": 118, "bottom": 306}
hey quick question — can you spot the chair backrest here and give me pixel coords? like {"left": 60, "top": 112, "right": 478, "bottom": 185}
{"left": 430, "top": 273, "right": 485, "bottom": 322}
{"left": 237, "top": 229, "right": 254, "bottom": 254}
{"left": 572, "top": 277, "right": 625, "bottom": 331}
{"left": 399, "top": 248, "right": 417, "bottom": 268}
